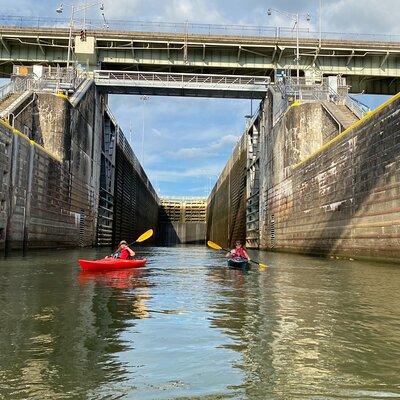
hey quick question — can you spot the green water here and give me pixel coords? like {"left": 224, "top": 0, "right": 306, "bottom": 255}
{"left": 0, "top": 246, "right": 399, "bottom": 399}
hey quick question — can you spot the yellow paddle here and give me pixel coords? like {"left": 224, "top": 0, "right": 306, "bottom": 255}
{"left": 134, "top": 229, "right": 154, "bottom": 243}
{"left": 207, "top": 240, "right": 268, "bottom": 270}
{"left": 111, "top": 229, "right": 154, "bottom": 257}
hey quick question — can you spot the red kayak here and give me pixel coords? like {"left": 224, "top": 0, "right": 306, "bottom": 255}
{"left": 78, "top": 258, "right": 147, "bottom": 272}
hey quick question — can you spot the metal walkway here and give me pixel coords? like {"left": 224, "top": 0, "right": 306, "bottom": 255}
{"left": 93, "top": 70, "right": 270, "bottom": 99}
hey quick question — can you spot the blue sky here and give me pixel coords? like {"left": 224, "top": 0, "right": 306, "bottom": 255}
{"left": 0, "top": 0, "right": 398, "bottom": 196}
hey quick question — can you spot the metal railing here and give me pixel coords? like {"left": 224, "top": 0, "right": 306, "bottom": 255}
{"left": 277, "top": 77, "right": 331, "bottom": 101}
{"left": 272, "top": 76, "right": 370, "bottom": 123}
{"left": 11, "top": 66, "right": 86, "bottom": 93}
{"left": 94, "top": 70, "right": 270, "bottom": 89}
{"left": 0, "top": 82, "right": 14, "bottom": 103}
{"left": 345, "top": 96, "right": 371, "bottom": 119}
{"left": 1, "top": 15, "right": 400, "bottom": 43}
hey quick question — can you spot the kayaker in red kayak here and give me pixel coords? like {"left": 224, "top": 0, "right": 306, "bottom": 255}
{"left": 112, "top": 240, "right": 135, "bottom": 260}
{"left": 226, "top": 241, "right": 250, "bottom": 261}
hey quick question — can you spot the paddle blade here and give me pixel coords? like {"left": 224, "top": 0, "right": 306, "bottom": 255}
{"left": 207, "top": 240, "right": 223, "bottom": 251}
{"left": 136, "top": 229, "right": 154, "bottom": 243}
{"left": 258, "top": 263, "right": 268, "bottom": 270}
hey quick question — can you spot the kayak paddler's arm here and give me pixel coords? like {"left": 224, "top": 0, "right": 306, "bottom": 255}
{"left": 127, "top": 247, "right": 135, "bottom": 257}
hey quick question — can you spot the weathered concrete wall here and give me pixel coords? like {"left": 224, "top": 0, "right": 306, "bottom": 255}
{"left": 0, "top": 82, "right": 160, "bottom": 252}
{"left": 112, "top": 132, "right": 159, "bottom": 246}
{"left": 0, "top": 122, "right": 97, "bottom": 251}
{"left": 157, "top": 197, "right": 206, "bottom": 245}
{"left": 157, "top": 222, "right": 206, "bottom": 245}
{"left": 0, "top": 84, "right": 105, "bottom": 251}
{"left": 260, "top": 95, "right": 400, "bottom": 263}
{"left": 207, "top": 134, "right": 247, "bottom": 248}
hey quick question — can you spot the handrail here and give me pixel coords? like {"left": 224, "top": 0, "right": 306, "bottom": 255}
{"left": 94, "top": 70, "right": 270, "bottom": 89}
{"left": 1, "top": 15, "right": 400, "bottom": 43}
{"left": 346, "top": 95, "right": 370, "bottom": 119}
{"left": 0, "top": 82, "right": 14, "bottom": 102}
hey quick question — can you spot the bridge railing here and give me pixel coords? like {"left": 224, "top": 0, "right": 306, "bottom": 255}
{"left": 94, "top": 70, "right": 270, "bottom": 89}
{"left": 2, "top": 15, "right": 400, "bottom": 43}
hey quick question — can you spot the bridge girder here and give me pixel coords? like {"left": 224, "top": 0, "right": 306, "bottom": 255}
{"left": 0, "top": 27, "right": 400, "bottom": 94}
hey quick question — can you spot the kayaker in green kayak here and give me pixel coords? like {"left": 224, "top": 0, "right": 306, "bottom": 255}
{"left": 226, "top": 241, "right": 250, "bottom": 261}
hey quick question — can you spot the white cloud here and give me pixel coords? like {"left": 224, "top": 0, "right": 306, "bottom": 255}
{"left": 169, "top": 134, "right": 239, "bottom": 159}
{"left": 148, "top": 164, "right": 224, "bottom": 182}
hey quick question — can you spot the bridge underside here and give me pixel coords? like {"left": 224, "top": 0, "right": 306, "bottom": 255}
{"left": 97, "top": 85, "right": 266, "bottom": 99}
{"left": 1, "top": 27, "right": 400, "bottom": 94}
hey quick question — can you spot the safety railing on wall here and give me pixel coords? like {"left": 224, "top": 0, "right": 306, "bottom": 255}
{"left": 345, "top": 96, "right": 371, "bottom": 119}
{"left": 12, "top": 66, "right": 86, "bottom": 93}
{"left": 0, "top": 81, "right": 15, "bottom": 103}
{"left": 2, "top": 15, "right": 400, "bottom": 43}
{"left": 271, "top": 76, "right": 370, "bottom": 125}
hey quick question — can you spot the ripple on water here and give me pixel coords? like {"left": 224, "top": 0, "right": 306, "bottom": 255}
{"left": 0, "top": 247, "right": 399, "bottom": 399}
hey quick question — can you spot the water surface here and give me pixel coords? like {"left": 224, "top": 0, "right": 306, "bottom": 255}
{"left": 0, "top": 246, "right": 399, "bottom": 399}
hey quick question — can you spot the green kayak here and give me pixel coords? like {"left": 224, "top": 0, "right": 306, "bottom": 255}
{"left": 227, "top": 258, "right": 250, "bottom": 269}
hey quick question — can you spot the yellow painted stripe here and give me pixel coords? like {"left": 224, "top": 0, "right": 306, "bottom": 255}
{"left": 293, "top": 91, "right": 400, "bottom": 170}
{"left": 56, "top": 91, "right": 70, "bottom": 101}
{"left": 0, "top": 119, "right": 61, "bottom": 162}
{"left": 290, "top": 100, "right": 301, "bottom": 108}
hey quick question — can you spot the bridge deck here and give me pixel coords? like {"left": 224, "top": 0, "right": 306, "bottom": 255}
{"left": 94, "top": 71, "right": 270, "bottom": 98}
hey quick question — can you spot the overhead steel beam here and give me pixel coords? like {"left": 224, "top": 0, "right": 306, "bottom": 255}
{"left": 271, "top": 46, "right": 277, "bottom": 63}
{"left": 346, "top": 50, "right": 355, "bottom": 66}
{"left": 277, "top": 46, "right": 285, "bottom": 63}
{"left": 313, "top": 47, "right": 320, "bottom": 63}
{"left": 380, "top": 51, "right": 390, "bottom": 68}
{"left": 36, "top": 37, "right": 45, "bottom": 55}
{"left": 0, "top": 35, "right": 10, "bottom": 53}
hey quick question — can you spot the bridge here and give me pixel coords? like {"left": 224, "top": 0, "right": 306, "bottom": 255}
{"left": 93, "top": 70, "right": 269, "bottom": 98}
{"left": 0, "top": 18, "right": 400, "bottom": 94}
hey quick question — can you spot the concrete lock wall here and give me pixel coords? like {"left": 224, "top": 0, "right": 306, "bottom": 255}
{"left": 207, "top": 134, "right": 247, "bottom": 248}
{"left": 260, "top": 95, "right": 400, "bottom": 263}
{"left": 208, "top": 91, "right": 400, "bottom": 263}
{"left": 0, "top": 86, "right": 102, "bottom": 251}
{"left": 157, "top": 198, "right": 207, "bottom": 245}
{"left": 157, "top": 222, "right": 206, "bottom": 245}
{"left": 0, "top": 83, "right": 159, "bottom": 252}
{"left": 112, "top": 132, "right": 159, "bottom": 246}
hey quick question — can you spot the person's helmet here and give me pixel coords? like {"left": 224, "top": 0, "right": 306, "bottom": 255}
{"left": 235, "top": 241, "right": 242, "bottom": 246}
{"left": 119, "top": 240, "right": 127, "bottom": 246}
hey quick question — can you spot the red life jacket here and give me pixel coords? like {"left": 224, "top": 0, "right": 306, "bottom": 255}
{"left": 232, "top": 247, "right": 247, "bottom": 258}
{"left": 119, "top": 248, "right": 131, "bottom": 260}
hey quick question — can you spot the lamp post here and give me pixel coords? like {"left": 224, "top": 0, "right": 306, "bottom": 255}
{"left": 267, "top": 7, "right": 310, "bottom": 83}
{"left": 56, "top": 2, "right": 105, "bottom": 68}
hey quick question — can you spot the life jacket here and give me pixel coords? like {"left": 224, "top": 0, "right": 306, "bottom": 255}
{"left": 119, "top": 248, "right": 131, "bottom": 260}
{"left": 232, "top": 247, "right": 247, "bottom": 259}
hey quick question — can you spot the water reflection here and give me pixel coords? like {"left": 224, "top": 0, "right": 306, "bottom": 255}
{"left": 0, "top": 249, "right": 139, "bottom": 399}
{"left": 206, "top": 253, "right": 400, "bottom": 398}
{"left": 0, "top": 247, "right": 399, "bottom": 399}
{"left": 78, "top": 269, "right": 152, "bottom": 319}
